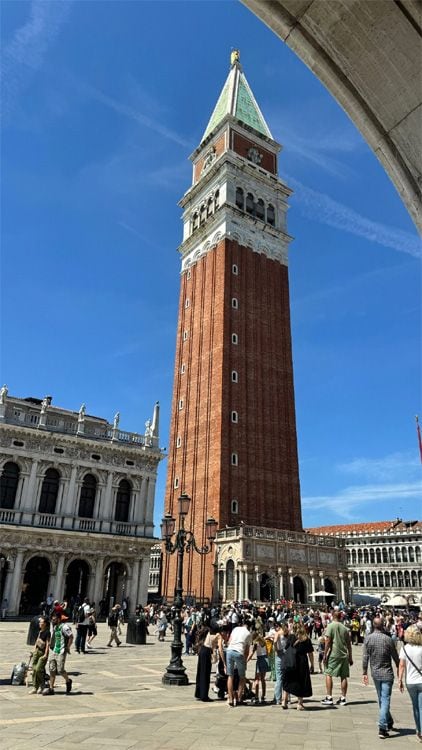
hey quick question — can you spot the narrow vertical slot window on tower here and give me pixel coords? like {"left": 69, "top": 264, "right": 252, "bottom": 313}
{"left": 231, "top": 411, "right": 238, "bottom": 423}
{"left": 232, "top": 264, "right": 238, "bottom": 275}
{"left": 174, "top": 477, "right": 179, "bottom": 489}
{"left": 231, "top": 370, "right": 238, "bottom": 383}
{"left": 179, "top": 399, "right": 183, "bottom": 410}
{"left": 231, "top": 298, "right": 238, "bottom": 309}
{"left": 180, "top": 364, "right": 186, "bottom": 374}
{"left": 185, "top": 299, "right": 190, "bottom": 308}
{"left": 231, "top": 452, "right": 238, "bottom": 466}
{"left": 183, "top": 330, "right": 188, "bottom": 341}
{"left": 176, "top": 436, "right": 181, "bottom": 448}
{"left": 231, "top": 499, "right": 239, "bottom": 514}
{"left": 231, "top": 333, "right": 238, "bottom": 344}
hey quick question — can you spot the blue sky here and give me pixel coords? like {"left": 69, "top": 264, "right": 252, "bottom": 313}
{"left": 1, "top": 0, "right": 421, "bottom": 532}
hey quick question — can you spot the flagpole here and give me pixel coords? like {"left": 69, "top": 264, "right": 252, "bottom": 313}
{"left": 416, "top": 415, "right": 422, "bottom": 464}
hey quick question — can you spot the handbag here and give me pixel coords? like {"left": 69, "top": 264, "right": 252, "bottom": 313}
{"left": 283, "top": 643, "right": 297, "bottom": 672}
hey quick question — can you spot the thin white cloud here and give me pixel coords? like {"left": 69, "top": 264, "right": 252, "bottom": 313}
{"left": 302, "top": 481, "right": 422, "bottom": 520}
{"left": 1, "top": 0, "right": 72, "bottom": 123}
{"left": 288, "top": 177, "right": 421, "bottom": 258}
{"left": 337, "top": 452, "right": 421, "bottom": 482}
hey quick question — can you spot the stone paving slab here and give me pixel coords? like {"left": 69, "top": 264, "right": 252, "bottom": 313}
{"left": 0, "top": 621, "right": 419, "bottom": 750}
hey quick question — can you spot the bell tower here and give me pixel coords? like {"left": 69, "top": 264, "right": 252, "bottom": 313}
{"left": 163, "top": 52, "right": 302, "bottom": 602}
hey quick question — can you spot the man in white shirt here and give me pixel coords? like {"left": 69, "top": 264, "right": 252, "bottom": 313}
{"left": 225, "top": 619, "right": 252, "bottom": 706}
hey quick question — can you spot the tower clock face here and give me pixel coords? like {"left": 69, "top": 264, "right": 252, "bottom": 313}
{"left": 247, "top": 146, "right": 263, "bottom": 165}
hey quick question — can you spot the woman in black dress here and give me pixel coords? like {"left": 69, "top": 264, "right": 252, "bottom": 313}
{"left": 194, "top": 625, "right": 220, "bottom": 702}
{"left": 282, "top": 623, "right": 313, "bottom": 710}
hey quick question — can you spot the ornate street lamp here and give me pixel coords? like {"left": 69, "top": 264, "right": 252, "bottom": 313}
{"left": 161, "top": 493, "right": 217, "bottom": 685}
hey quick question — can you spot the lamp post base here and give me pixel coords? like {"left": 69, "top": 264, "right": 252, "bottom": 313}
{"left": 162, "top": 670, "right": 189, "bottom": 686}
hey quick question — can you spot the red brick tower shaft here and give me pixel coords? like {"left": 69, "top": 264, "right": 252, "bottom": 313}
{"left": 163, "top": 54, "right": 302, "bottom": 602}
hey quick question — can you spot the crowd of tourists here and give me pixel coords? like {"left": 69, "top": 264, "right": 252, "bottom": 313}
{"left": 24, "top": 598, "right": 422, "bottom": 741}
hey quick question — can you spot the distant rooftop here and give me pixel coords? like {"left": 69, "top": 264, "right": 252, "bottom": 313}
{"left": 307, "top": 519, "right": 422, "bottom": 536}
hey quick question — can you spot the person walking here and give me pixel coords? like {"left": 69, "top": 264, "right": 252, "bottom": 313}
{"left": 321, "top": 610, "right": 353, "bottom": 706}
{"left": 362, "top": 616, "right": 399, "bottom": 739}
{"left": 107, "top": 605, "right": 122, "bottom": 647}
{"left": 43, "top": 611, "right": 73, "bottom": 695}
{"left": 398, "top": 623, "right": 422, "bottom": 743}
{"left": 75, "top": 597, "right": 91, "bottom": 654}
{"left": 29, "top": 616, "right": 50, "bottom": 694}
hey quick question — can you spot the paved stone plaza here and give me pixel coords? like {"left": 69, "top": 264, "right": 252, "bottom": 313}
{"left": 0, "top": 621, "right": 418, "bottom": 749}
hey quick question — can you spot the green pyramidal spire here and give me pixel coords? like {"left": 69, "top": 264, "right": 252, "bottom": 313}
{"left": 201, "top": 50, "right": 273, "bottom": 142}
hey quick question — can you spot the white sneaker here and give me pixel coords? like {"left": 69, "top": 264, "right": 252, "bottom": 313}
{"left": 336, "top": 696, "right": 347, "bottom": 706}
{"left": 321, "top": 696, "right": 333, "bottom": 705}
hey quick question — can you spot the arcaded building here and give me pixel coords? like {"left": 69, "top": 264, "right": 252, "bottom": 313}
{"left": 0, "top": 388, "right": 164, "bottom": 615}
{"left": 162, "top": 53, "right": 346, "bottom": 603}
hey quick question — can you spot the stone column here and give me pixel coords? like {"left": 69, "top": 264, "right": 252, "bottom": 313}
{"left": 254, "top": 566, "right": 260, "bottom": 601}
{"left": 50, "top": 555, "right": 66, "bottom": 600}
{"left": 91, "top": 557, "right": 105, "bottom": 604}
{"left": 339, "top": 573, "right": 345, "bottom": 602}
{"left": 5, "top": 550, "right": 25, "bottom": 616}
{"left": 234, "top": 565, "right": 239, "bottom": 601}
{"left": 319, "top": 571, "right": 324, "bottom": 590}
{"left": 139, "top": 477, "right": 148, "bottom": 524}
{"left": 278, "top": 567, "right": 284, "bottom": 599}
{"left": 145, "top": 476, "right": 156, "bottom": 535}
{"left": 222, "top": 567, "right": 227, "bottom": 602}
{"left": 102, "top": 472, "right": 114, "bottom": 528}
{"left": 129, "top": 559, "right": 140, "bottom": 609}
{"left": 238, "top": 563, "right": 244, "bottom": 601}
{"left": 23, "top": 460, "right": 39, "bottom": 512}
{"left": 138, "top": 556, "right": 150, "bottom": 606}
{"left": 309, "top": 570, "right": 316, "bottom": 599}
{"left": 63, "top": 466, "right": 78, "bottom": 524}
{"left": 288, "top": 568, "right": 293, "bottom": 601}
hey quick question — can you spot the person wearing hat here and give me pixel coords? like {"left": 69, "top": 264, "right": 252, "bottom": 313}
{"left": 43, "top": 611, "right": 73, "bottom": 695}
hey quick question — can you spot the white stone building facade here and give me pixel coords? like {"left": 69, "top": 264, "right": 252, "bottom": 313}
{"left": 215, "top": 525, "right": 348, "bottom": 604}
{"left": 0, "top": 389, "right": 164, "bottom": 616}
{"left": 308, "top": 520, "right": 422, "bottom": 606}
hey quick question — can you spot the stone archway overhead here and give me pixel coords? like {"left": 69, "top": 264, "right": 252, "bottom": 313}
{"left": 241, "top": 0, "right": 422, "bottom": 231}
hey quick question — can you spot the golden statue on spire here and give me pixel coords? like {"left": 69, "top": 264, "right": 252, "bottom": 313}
{"left": 231, "top": 49, "right": 240, "bottom": 66}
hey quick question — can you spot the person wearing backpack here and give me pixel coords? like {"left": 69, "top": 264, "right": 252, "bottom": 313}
{"left": 107, "top": 605, "right": 122, "bottom": 647}
{"left": 75, "top": 597, "right": 91, "bottom": 654}
{"left": 43, "top": 611, "right": 73, "bottom": 695}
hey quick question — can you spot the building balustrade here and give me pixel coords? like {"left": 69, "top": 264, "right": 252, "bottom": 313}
{"left": 0, "top": 507, "right": 149, "bottom": 537}
{"left": 217, "top": 526, "right": 343, "bottom": 547}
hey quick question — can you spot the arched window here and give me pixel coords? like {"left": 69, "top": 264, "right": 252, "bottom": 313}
{"left": 416, "top": 546, "right": 421, "bottom": 563}
{"left": 351, "top": 549, "right": 357, "bottom": 565}
{"left": 358, "top": 549, "right": 363, "bottom": 564}
{"left": 78, "top": 474, "right": 97, "bottom": 518}
{"left": 353, "top": 572, "right": 358, "bottom": 586}
{"left": 0, "top": 461, "right": 20, "bottom": 509}
{"left": 192, "top": 212, "right": 199, "bottom": 232}
{"left": 214, "top": 189, "right": 220, "bottom": 211}
{"left": 391, "top": 571, "right": 397, "bottom": 587}
{"left": 395, "top": 546, "right": 401, "bottom": 562}
{"left": 363, "top": 549, "right": 369, "bottom": 564}
{"left": 397, "top": 570, "right": 404, "bottom": 587}
{"left": 376, "top": 548, "right": 381, "bottom": 563}
{"left": 384, "top": 571, "right": 390, "bottom": 587}
{"left": 207, "top": 196, "right": 213, "bottom": 217}
{"left": 378, "top": 571, "right": 384, "bottom": 587}
{"left": 371, "top": 571, "right": 377, "bottom": 587}
{"left": 401, "top": 546, "right": 408, "bottom": 563}
{"left": 115, "top": 479, "right": 131, "bottom": 523}
{"left": 365, "top": 571, "right": 371, "bottom": 587}
{"left": 38, "top": 468, "right": 60, "bottom": 514}
{"left": 359, "top": 572, "right": 364, "bottom": 587}
{"left": 347, "top": 551, "right": 351, "bottom": 565}
{"left": 382, "top": 548, "right": 388, "bottom": 563}
{"left": 226, "top": 559, "right": 234, "bottom": 586}
{"left": 267, "top": 204, "right": 275, "bottom": 226}
{"left": 409, "top": 547, "right": 415, "bottom": 562}
{"left": 404, "top": 570, "right": 411, "bottom": 587}
{"left": 411, "top": 570, "right": 417, "bottom": 587}
{"left": 256, "top": 198, "right": 265, "bottom": 220}
{"left": 370, "top": 549, "right": 375, "bottom": 564}
{"left": 200, "top": 204, "right": 206, "bottom": 225}
{"left": 235, "top": 187, "right": 244, "bottom": 210}
{"left": 231, "top": 499, "right": 238, "bottom": 514}
{"left": 246, "top": 193, "right": 254, "bottom": 215}
{"left": 418, "top": 570, "right": 422, "bottom": 587}
{"left": 389, "top": 547, "right": 394, "bottom": 563}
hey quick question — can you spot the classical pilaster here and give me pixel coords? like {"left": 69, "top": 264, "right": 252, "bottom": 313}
{"left": 145, "top": 476, "right": 156, "bottom": 534}
{"left": 63, "top": 466, "right": 78, "bottom": 519}
{"left": 50, "top": 555, "right": 66, "bottom": 600}
{"left": 91, "top": 557, "right": 105, "bottom": 604}
{"left": 139, "top": 477, "right": 149, "bottom": 524}
{"left": 22, "top": 459, "right": 39, "bottom": 511}
{"left": 5, "top": 550, "right": 24, "bottom": 615}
